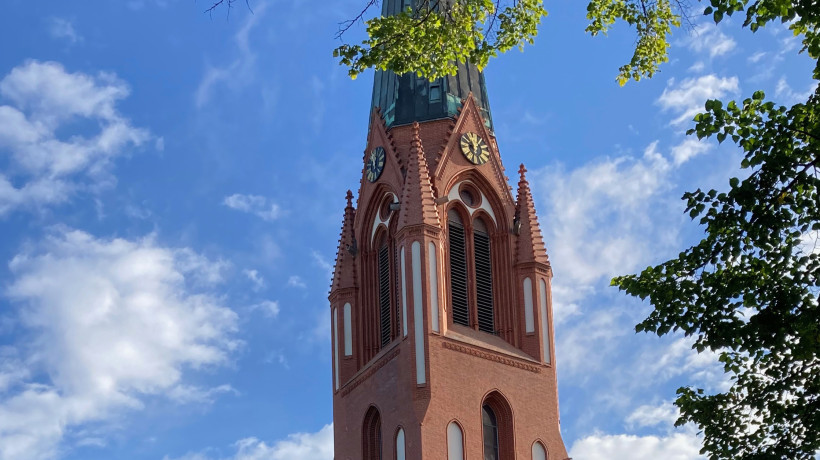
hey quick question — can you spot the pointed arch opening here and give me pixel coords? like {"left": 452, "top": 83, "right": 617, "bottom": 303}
{"left": 362, "top": 406, "right": 382, "bottom": 460}
{"left": 395, "top": 427, "right": 406, "bottom": 460}
{"left": 447, "top": 420, "right": 465, "bottom": 460}
{"left": 532, "top": 440, "right": 548, "bottom": 460}
{"left": 482, "top": 391, "right": 514, "bottom": 460}
{"left": 446, "top": 201, "right": 499, "bottom": 335}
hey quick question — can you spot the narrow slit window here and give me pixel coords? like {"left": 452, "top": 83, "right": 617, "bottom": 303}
{"left": 378, "top": 244, "right": 391, "bottom": 348}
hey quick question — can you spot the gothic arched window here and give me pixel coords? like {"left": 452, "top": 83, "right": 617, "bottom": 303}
{"left": 532, "top": 441, "right": 548, "bottom": 460}
{"left": 482, "top": 391, "right": 514, "bottom": 460}
{"left": 482, "top": 404, "right": 499, "bottom": 460}
{"left": 447, "top": 206, "right": 496, "bottom": 334}
{"left": 362, "top": 406, "right": 382, "bottom": 460}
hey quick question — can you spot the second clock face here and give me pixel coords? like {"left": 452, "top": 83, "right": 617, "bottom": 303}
{"left": 460, "top": 132, "right": 490, "bottom": 165}
{"left": 366, "top": 146, "right": 386, "bottom": 182}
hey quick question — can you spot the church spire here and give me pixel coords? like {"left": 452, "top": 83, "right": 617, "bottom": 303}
{"left": 370, "top": 0, "right": 493, "bottom": 129}
{"left": 515, "top": 164, "right": 550, "bottom": 266}
{"left": 397, "top": 122, "right": 440, "bottom": 230}
{"left": 331, "top": 190, "right": 357, "bottom": 291}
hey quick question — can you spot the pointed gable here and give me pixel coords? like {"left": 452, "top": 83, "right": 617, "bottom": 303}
{"left": 515, "top": 164, "right": 550, "bottom": 266}
{"left": 331, "top": 190, "right": 357, "bottom": 292}
{"left": 397, "top": 122, "right": 440, "bottom": 230}
{"left": 432, "top": 93, "right": 514, "bottom": 207}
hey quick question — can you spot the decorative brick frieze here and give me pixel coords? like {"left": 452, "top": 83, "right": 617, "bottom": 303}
{"left": 442, "top": 341, "right": 542, "bottom": 373}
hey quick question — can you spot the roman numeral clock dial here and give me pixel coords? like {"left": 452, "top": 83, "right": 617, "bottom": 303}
{"left": 460, "top": 132, "right": 490, "bottom": 165}
{"left": 366, "top": 146, "right": 386, "bottom": 182}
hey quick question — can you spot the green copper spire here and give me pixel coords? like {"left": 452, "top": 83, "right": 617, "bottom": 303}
{"left": 370, "top": 0, "right": 493, "bottom": 130}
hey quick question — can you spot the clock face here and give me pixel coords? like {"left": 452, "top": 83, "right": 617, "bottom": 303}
{"left": 460, "top": 132, "right": 490, "bottom": 165}
{"left": 366, "top": 146, "right": 386, "bottom": 182}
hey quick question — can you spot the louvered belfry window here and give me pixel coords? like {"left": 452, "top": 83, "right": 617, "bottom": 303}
{"left": 448, "top": 211, "right": 470, "bottom": 327}
{"left": 378, "top": 244, "right": 391, "bottom": 347}
{"left": 473, "top": 219, "right": 494, "bottom": 334}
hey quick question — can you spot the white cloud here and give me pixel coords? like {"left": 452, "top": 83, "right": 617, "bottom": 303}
{"left": 533, "top": 141, "right": 674, "bottom": 290}
{"left": 686, "top": 24, "right": 736, "bottom": 58}
{"left": 570, "top": 431, "right": 704, "bottom": 460}
{"left": 774, "top": 76, "right": 818, "bottom": 104}
{"left": 165, "top": 424, "right": 333, "bottom": 460}
{"left": 47, "top": 18, "right": 82, "bottom": 44}
{"left": 657, "top": 75, "right": 740, "bottom": 126}
{"left": 311, "top": 250, "right": 333, "bottom": 275}
{"left": 243, "top": 269, "right": 266, "bottom": 291}
{"left": 195, "top": 3, "right": 266, "bottom": 107}
{"left": 287, "top": 275, "right": 306, "bottom": 289}
{"left": 747, "top": 51, "right": 767, "bottom": 63}
{"left": 0, "top": 60, "right": 151, "bottom": 215}
{"left": 223, "top": 194, "right": 282, "bottom": 221}
{"left": 0, "top": 228, "right": 239, "bottom": 460}
{"left": 250, "top": 300, "right": 280, "bottom": 318}
{"left": 626, "top": 402, "right": 680, "bottom": 429}
{"left": 670, "top": 138, "right": 711, "bottom": 166}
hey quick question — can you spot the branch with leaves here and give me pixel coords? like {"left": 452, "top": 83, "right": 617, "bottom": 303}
{"left": 333, "top": 0, "right": 547, "bottom": 80}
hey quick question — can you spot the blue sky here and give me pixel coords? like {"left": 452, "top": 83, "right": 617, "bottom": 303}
{"left": 0, "top": 1, "right": 815, "bottom": 459}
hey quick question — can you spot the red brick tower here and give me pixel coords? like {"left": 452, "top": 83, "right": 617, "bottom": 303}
{"left": 329, "top": 7, "right": 569, "bottom": 458}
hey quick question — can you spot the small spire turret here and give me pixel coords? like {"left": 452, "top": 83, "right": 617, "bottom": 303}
{"left": 515, "top": 164, "right": 549, "bottom": 266}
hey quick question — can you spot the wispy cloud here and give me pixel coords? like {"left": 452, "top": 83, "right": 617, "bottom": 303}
{"left": 685, "top": 23, "right": 736, "bottom": 58}
{"left": 195, "top": 3, "right": 267, "bottom": 108}
{"left": 774, "top": 76, "right": 818, "bottom": 104}
{"left": 243, "top": 269, "right": 266, "bottom": 291}
{"left": 223, "top": 194, "right": 282, "bottom": 221}
{"left": 47, "top": 18, "right": 82, "bottom": 44}
{"left": 0, "top": 60, "right": 153, "bottom": 215}
{"left": 165, "top": 424, "right": 333, "bottom": 460}
{"left": 249, "top": 300, "right": 280, "bottom": 318}
{"left": 657, "top": 74, "right": 740, "bottom": 126}
{"left": 288, "top": 275, "right": 306, "bottom": 289}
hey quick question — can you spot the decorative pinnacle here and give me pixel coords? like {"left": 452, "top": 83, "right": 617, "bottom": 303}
{"left": 515, "top": 162, "right": 549, "bottom": 267}
{"left": 346, "top": 190, "right": 353, "bottom": 208}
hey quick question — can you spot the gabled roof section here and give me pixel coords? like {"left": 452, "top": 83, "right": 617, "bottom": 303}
{"left": 432, "top": 93, "right": 514, "bottom": 207}
{"left": 331, "top": 190, "right": 357, "bottom": 292}
{"left": 398, "top": 122, "right": 440, "bottom": 230}
{"left": 515, "top": 164, "right": 550, "bottom": 266}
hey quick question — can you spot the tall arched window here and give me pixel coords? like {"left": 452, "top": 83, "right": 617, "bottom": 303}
{"left": 532, "top": 441, "right": 547, "bottom": 460}
{"left": 448, "top": 209, "right": 470, "bottom": 327}
{"left": 447, "top": 207, "right": 496, "bottom": 334}
{"left": 473, "top": 217, "right": 494, "bottom": 334}
{"left": 362, "top": 406, "right": 382, "bottom": 460}
{"left": 447, "top": 421, "right": 465, "bottom": 460}
{"left": 395, "top": 428, "right": 406, "bottom": 460}
{"left": 482, "top": 405, "right": 499, "bottom": 460}
{"left": 482, "top": 391, "right": 514, "bottom": 460}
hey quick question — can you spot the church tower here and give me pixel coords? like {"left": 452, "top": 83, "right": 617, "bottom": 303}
{"left": 329, "top": 3, "right": 569, "bottom": 458}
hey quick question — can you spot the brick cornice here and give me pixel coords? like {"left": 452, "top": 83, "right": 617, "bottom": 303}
{"left": 442, "top": 341, "right": 542, "bottom": 374}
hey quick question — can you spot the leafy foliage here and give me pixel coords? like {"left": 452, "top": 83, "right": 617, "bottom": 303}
{"left": 333, "top": 0, "right": 547, "bottom": 80}
{"left": 615, "top": 89, "right": 820, "bottom": 458}
{"left": 609, "top": 1, "right": 820, "bottom": 457}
